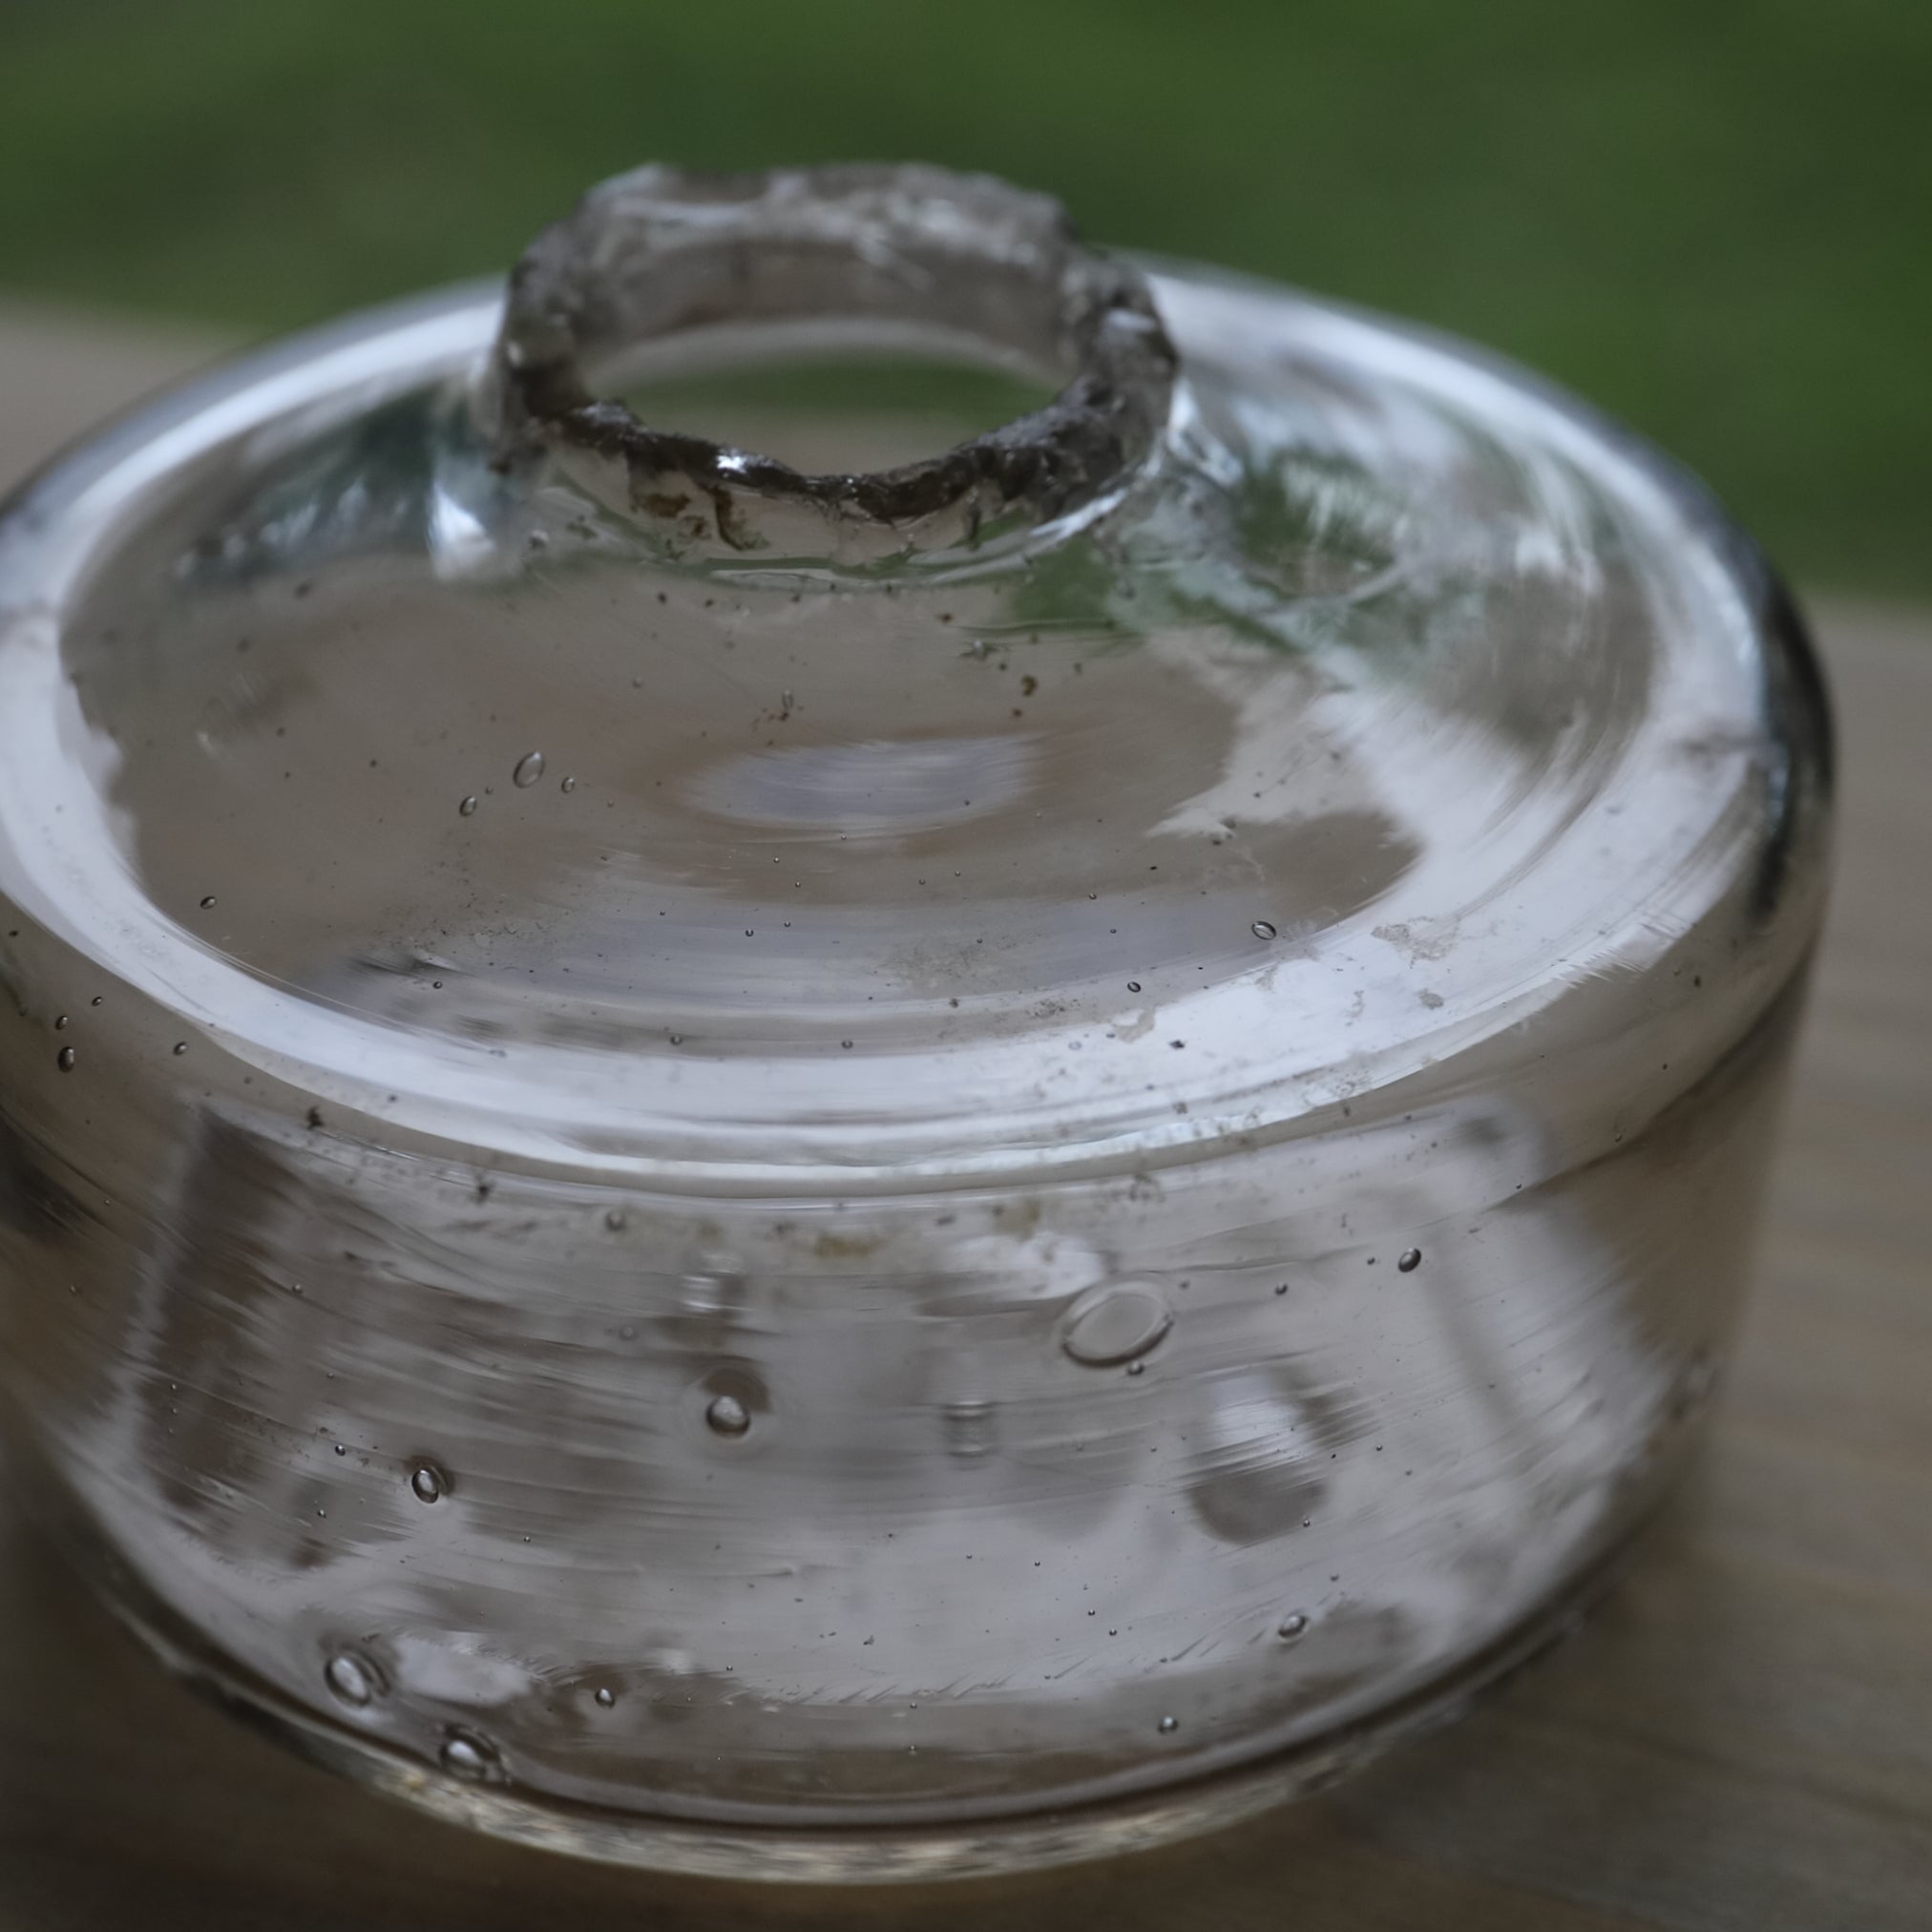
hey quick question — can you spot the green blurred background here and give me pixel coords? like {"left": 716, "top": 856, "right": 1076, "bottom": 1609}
{"left": 2, "top": 0, "right": 1926, "bottom": 593}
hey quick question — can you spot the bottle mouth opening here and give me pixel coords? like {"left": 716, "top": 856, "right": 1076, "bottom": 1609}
{"left": 609, "top": 330, "right": 1065, "bottom": 481}
{"left": 488, "top": 164, "right": 1179, "bottom": 557}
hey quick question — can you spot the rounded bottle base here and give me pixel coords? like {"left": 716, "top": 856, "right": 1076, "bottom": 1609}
{"left": 68, "top": 1475, "right": 1678, "bottom": 1886}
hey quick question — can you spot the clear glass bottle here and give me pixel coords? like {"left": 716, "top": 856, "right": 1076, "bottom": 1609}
{"left": 0, "top": 165, "right": 1831, "bottom": 1880}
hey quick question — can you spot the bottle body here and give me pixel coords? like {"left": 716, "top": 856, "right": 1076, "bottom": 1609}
{"left": 0, "top": 184, "right": 1831, "bottom": 1877}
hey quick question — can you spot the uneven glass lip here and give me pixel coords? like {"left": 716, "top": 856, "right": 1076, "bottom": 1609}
{"left": 0, "top": 268, "right": 1820, "bottom": 1196}
{"left": 483, "top": 163, "right": 1180, "bottom": 559}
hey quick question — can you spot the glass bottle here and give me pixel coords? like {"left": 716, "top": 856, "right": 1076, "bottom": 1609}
{"left": 0, "top": 164, "right": 1831, "bottom": 1880}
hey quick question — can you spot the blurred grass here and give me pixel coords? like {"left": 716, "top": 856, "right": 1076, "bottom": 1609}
{"left": 1, "top": 0, "right": 1926, "bottom": 592}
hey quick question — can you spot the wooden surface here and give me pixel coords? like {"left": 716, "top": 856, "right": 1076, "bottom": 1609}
{"left": 1, "top": 309, "right": 1928, "bottom": 1929}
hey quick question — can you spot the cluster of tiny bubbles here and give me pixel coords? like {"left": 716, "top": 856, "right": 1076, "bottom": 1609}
{"left": 410, "top": 1464, "right": 446, "bottom": 1504}
{"left": 1397, "top": 1248, "right": 1423, "bottom": 1272}
{"left": 705, "top": 1393, "right": 752, "bottom": 1438}
{"left": 325, "top": 1650, "right": 377, "bottom": 1708}
{"left": 439, "top": 1728, "right": 505, "bottom": 1783}
{"left": 1277, "top": 1611, "right": 1310, "bottom": 1642}
{"left": 512, "top": 750, "right": 546, "bottom": 788}
{"left": 1251, "top": 920, "right": 1278, "bottom": 940}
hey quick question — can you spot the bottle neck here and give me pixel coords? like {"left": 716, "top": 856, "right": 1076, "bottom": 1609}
{"left": 487, "top": 164, "right": 1178, "bottom": 558}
